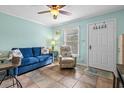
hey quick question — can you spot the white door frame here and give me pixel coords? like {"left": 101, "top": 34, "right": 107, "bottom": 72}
{"left": 86, "top": 18, "right": 117, "bottom": 73}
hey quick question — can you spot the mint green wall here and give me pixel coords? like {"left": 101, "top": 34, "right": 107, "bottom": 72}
{"left": 53, "top": 9, "right": 124, "bottom": 65}
{"left": 0, "top": 12, "right": 52, "bottom": 51}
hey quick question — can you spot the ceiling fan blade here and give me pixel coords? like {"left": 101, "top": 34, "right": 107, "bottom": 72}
{"left": 58, "top": 5, "right": 66, "bottom": 9}
{"left": 47, "top": 5, "right": 66, "bottom": 9}
{"left": 37, "top": 10, "right": 50, "bottom": 14}
{"left": 59, "top": 10, "right": 72, "bottom": 15}
{"left": 53, "top": 15, "right": 57, "bottom": 19}
{"left": 46, "top": 5, "right": 52, "bottom": 8}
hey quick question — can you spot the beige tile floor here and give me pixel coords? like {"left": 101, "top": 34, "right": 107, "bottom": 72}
{"left": 0, "top": 62, "right": 114, "bottom": 88}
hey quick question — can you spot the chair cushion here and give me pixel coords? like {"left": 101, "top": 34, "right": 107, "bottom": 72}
{"left": 36, "top": 55, "right": 50, "bottom": 62}
{"left": 62, "top": 57, "right": 74, "bottom": 61}
{"left": 32, "top": 47, "right": 41, "bottom": 57}
{"left": 61, "top": 57, "right": 74, "bottom": 63}
{"left": 21, "top": 57, "right": 39, "bottom": 66}
{"left": 19, "top": 48, "right": 33, "bottom": 58}
{"left": 60, "top": 45, "right": 72, "bottom": 57}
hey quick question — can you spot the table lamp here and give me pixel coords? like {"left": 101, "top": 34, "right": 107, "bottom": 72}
{"left": 51, "top": 39, "right": 56, "bottom": 51}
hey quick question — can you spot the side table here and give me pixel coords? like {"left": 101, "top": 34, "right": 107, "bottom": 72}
{"left": 116, "top": 64, "right": 124, "bottom": 88}
{"left": 0, "top": 57, "right": 8, "bottom": 63}
{"left": 0, "top": 57, "right": 9, "bottom": 81}
{"left": 50, "top": 51, "right": 58, "bottom": 61}
{"left": 0, "top": 58, "right": 22, "bottom": 88}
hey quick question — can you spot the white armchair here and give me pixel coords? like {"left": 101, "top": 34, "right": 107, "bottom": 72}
{"left": 59, "top": 45, "right": 76, "bottom": 68}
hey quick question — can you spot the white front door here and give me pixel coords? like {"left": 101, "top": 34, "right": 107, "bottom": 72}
{"left": 88, "top": 19, "right": 116, "bottom": 72}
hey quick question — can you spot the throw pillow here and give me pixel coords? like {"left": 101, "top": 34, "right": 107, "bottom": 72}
{"left": 41, "top": 47, "right": 49, "bottom": 54}
{"left": 9, "top": 49, "right": 23, "bottom": 60}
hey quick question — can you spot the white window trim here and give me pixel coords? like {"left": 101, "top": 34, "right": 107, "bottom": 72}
{"left": 63, "top": 26, "right": 80, "bottom": 56}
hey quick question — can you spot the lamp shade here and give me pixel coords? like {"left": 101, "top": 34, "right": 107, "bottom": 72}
{"left": 51, "top": 40, "right": 56, "bottom": 46}
{"left": 51, "top": 39, "right": 56, "bottom": 51}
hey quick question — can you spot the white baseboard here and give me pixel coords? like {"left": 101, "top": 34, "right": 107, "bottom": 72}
{"left": 77, "top": 63, "right": 87, "bottom": 67}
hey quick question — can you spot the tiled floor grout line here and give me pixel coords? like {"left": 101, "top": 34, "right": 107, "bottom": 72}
{"left": 49, "top": 65, "right": 80, "bottom": 88}
{"left": 72, "top": 77, "right": 80, "bottom": 88}
{"left": 50, "top": 68, "right": 69, "bottom": 88}
{"left": 38, "top": 66, "right": 68, "bottom": 88}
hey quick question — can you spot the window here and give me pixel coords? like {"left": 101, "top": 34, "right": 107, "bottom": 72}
{"left": 64, "top": 26, "right": 79, "bottom": 55}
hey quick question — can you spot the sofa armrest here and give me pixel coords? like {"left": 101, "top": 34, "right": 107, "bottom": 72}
{"left": 71, "top": 54, "right": 77, "bottom": 66}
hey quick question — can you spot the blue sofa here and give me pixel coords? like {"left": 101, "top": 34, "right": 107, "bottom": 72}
{"left": 10, "top": 47, "right": 53, "bottom": 75}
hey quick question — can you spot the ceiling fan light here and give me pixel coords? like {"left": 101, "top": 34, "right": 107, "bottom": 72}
{"left": 50, "top": 9, "right": 59, "bottom": 16}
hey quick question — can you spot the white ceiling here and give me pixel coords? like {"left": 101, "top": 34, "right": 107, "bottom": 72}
{"left": 0, "top": 5, "right": 124, "bottom": 27}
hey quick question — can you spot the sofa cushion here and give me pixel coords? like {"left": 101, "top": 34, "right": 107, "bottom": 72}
{"left": 36, "top": 55, "right": 50, "bottom": 62}
{"left": 19, "top": 48, "right": 33, "bottom": 58}
{"left": 32, "top": 47, "right": 41, "bottom": 57}
{"left": 21, "top": 57, "right": 39, "bottom": 66}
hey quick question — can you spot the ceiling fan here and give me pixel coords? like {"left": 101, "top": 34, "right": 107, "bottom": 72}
{"left": 37, "top": 5, "right": 72, "bottom": 19}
